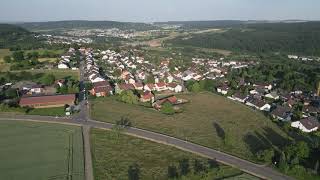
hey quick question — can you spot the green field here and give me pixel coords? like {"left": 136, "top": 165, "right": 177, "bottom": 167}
{"left": 91, "top": 128, "right": 258, "bottom": 180}
{"left": 0, "top": 49, "right": 11, "bottom": 71}
{"left": 91, "top": 92, "right": 289, "bottom": 162}
{"left": 0, "top": 121, "right": 84, "bottom": 180}
{"left": 27, "top": 107, "right": 66, "bottom": 116}
{"left": 11, "top": 69, "right": 80, "bottom": 80}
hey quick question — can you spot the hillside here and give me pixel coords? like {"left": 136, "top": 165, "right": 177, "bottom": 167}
{"left": 167, "top": 21, "right": 320, "bottom": 56}
{"left": 0, "top": 24, "right": 43, "bottom": 50}
{"left": 17, "top": 20, "right": 157, "bottom": 31}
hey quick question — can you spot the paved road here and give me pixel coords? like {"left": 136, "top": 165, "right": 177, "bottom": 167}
{"left": 82, "top": 125, "right": 94, "bottom": 180}
{"left": 0, "top": 114, "right": 293, "bottom": 180}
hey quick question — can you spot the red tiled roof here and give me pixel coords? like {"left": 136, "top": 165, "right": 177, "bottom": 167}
{"left": 119, "top": 83, "right": 135, "bottom": 90}
{"left": 20, "top": 94, "right": 75, "bottom": 106}
{"left": 167, "top": 83, "right": 178, "bottom": 88}
{"left": 93, "top": 81, "right": 110, "bottom": 88}
{"left": 156, "top": 82, "right": 166, "bottom": 87}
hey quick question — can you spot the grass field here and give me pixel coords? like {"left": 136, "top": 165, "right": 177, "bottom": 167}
{"left": 91, "top": 92, "right": 289, "bottom": 162}
{"left": 27, "top": 107, "right": 66, "bottom": 116}
{"left": 0, "top": 121, "right": 84, "bottom": 180}
{"left": 0, "top": 49, "right": 11, "bottom": 71}
{"left": 91, "top": 128, "right": 258, "bottom": 180}
{"left": 11, "top": 69, "right": 80, "bottom": 80}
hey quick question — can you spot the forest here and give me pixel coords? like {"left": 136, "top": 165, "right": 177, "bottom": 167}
{"left": 167, "top": 22, "right": 320, "bottom": 56}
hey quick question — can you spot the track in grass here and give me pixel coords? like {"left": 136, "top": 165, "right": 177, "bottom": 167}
{"left": 0, "top": 121, "right": 84, "bottom": 180}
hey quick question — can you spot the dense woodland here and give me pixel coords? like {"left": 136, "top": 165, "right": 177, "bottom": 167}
{"left": 168, "top": 22, "right": 320, "bottom": 56}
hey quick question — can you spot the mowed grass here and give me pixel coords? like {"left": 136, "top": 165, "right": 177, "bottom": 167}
{"left": 91, "top": 128, "right": 258, "bottom": 180}
{"left": 0, "top": 121, "right": 84, "bottom": 180}
{"left": 27, "top": 107, "right": 66, "bottom": 116}
{"left": 91, "top": 92, "right": 289, "bottom": 162}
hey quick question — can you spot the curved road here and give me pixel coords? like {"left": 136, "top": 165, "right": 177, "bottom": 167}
{"left": 0, "top": 114, "right": 293, "bottom": 180}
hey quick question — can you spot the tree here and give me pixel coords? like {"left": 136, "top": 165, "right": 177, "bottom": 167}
{"left": 314, "top": 160, "right": 319, "bottom": 175}
{"left": 12, "top": 51, "right": 24, "bottom": 61}
{"left": 191, "top": 82, "right": 201, "bottom": 93}
{"left": 128, "top": 163, "right": 140, "bottom": 180}
{"left": 167, "top": 165, "right": 179, "bottom": 178}
{"left": 145, "top": 75, "right": 155, "bottom": 84}
{"left": 3, "top": 56, "right": 11, "bottom": 63}
{"left": 194, "top": 159, "right": 207, "bottom": 174}
{"left": 256, "top": 149, "right": 275, "bottom": 163}
{"left": 278, "top": 151, "right": 289, "bottom": 173}
{"left": 179, "top": 158, "right": 190, "bottom": 176}
{"left": 119, "top": 90, "right": 138, "bottom": 104}
{"left": 161, "top": 102, "right": 175, "bottom": 115}
{"left": 296, "top": 141, "right": 310, "bottom": 159}
{"left": 40, "top": 74, "right": 56, "bottom": 86}
{"left": 116, "top": 116, "right": 132, "bottom": 127}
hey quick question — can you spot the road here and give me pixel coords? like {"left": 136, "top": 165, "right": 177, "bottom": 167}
{"left": 0, "top": 114, "right": 293, "bottom": 180}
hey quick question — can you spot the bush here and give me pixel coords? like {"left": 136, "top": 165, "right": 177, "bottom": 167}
{"left": 161, "top": 102, "right": 175, "bottom": 115}
{"left": 167, "top": 165, "right": 179, "bottom": 178}
{"left": 116, "top": 116, "right": 132, "bottom": 127}
{"left": 128, "top": 163, "right": 140, "bottom": 180}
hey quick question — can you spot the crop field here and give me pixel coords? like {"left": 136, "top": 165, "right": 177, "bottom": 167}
{"left": 11, "top": 69, "right": 80, "bottom": 80}
{"left": 91, "top": 92, "right": 289, "bottom": 162}
{"left": 91, "top": 128, "right": 258, "bottom": 180}
{"left": 0, "top": 121, "right": 84, "bottom": 180}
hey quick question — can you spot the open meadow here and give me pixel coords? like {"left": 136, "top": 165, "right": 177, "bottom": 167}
{"left": 91, "top": 92, "right": 289, "bottom": 162}
{"left": 91, "top": 128, "right": 258, "bottom": 180}
{"left": 0, "top": 121, "right": 84, "bottom": 180}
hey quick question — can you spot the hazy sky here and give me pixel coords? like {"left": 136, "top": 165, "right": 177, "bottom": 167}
{"left": 1, "top": 0, "right": 319, "bottom": 22}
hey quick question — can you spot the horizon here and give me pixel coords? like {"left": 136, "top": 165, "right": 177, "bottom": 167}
{"left": 1, "top": 0, "right": 320, "bottom": 22}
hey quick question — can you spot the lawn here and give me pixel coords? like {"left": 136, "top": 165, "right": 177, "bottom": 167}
{"left": 91, "top": 128, "right": 258, "bottom": 180}
{"left": 0, "top": 121, "right": 84, "bottom": 180}
{"left": 91, "top": 92, "right": 289, "bottom": 162}
{"left": 27, "top": 107, "right": 66, "bottom": 116}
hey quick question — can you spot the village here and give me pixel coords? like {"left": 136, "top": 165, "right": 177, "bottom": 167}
{"left": 82, "top": 47, "right": 320, "bottom": 133}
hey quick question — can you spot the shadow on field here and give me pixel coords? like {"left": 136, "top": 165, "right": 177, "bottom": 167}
{"left": 244, "top": 127, "right": 290, "bottom": 154}
{"left": 212, "top": 122, "right": 225, "bottom": 140}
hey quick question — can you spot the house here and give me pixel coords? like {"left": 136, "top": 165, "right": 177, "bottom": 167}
{"left": 133, "top": 83, "right": 144, "bottom": 91}
{"left": 231, "top": 93, "right": 248, "bottom": 103}
{"left": 291, "top": 116, "right": 319, "bottom": 133}
{"left": 265, "top": 91, "right": 280, "bottom": 100}
{"left": 89, "top": 73, "right": 105, "bottom": 83}
{"left": 155, "top": 82, "right": 167, "bottom": 91}
{"left": 271, "top": 106, "right": 292, "bottom": 121}
{"left": 116, "top": 83, "right": 135, "bottom": 94}
{"left": 29, "top": 85, "right": 45, "bottom": 94}
{"left": 19, "top": 94, "right": 75, "bottom": 108}
{"left": 246, "top": 98, "right": 271, "bottom": 111}
{"left": 217, "top": 86, "right": 229, "bottom": 95}
{"left": 90, "top": 81, "right": 113, "bottom": 97}
{"left": 144, "top": 83, "right": 155, "bottom": 92}
{"left": 167, "top": 83, "right": 183, "bottom": 93}
{"left": 58, "top": 62, "right": 69, "bottom": 69}
{"left": 253, "top": 83, "right": 272, "bottom": 91}
{"left": 140, "top": 91, "right": 154, "bottom": 102}
{"left": 152, "top": 95, "right": 178, "bottom": 110}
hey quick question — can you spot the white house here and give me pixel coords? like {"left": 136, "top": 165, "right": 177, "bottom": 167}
{"left": 167, "top": 83, "right": 183, "bottom": 93}
{"left": 58, "top": 62, "right": 69, "bottom": 69}
{"left": 291, "top": 117, "right": 319, "bottom": 133}
{"left": 155, "top": 82, "right": 167, "bottom": 91}
{"left": 246, "top": 98, "right": 271, "bottom": 111}
{"left": 265, "top": 92, "right": 280, "bottom": 100}
{"left": 217, "top": 86, "right": 229, "bottom": 95}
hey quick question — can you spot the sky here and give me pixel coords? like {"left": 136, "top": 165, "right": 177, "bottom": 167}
{"left": 0, "top": 0, "right": 319, "bottom": 22}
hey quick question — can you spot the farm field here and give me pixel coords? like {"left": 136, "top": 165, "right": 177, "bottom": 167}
{"left": 91, "top": 128, "right": 258, "bottom": 180}
{"left": 0, "top": 121, "right": 84, "bottom": 180}
{"left": 91, "top": 92, "right": 289, "bottom": 162}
